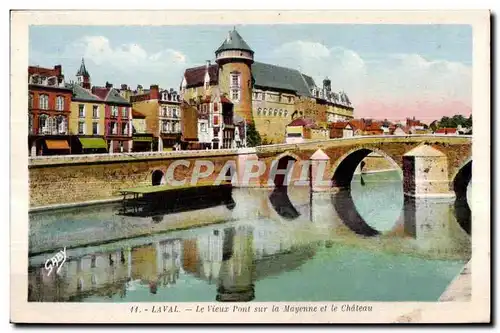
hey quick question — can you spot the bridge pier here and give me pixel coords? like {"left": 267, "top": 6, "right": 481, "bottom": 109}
{"left": 403, "top": 144, "right": 455, "bottom": 199}
{"left": 234, "top": 148, "right": 261, "bottom": 188}
{"left": 403, "top": 196, "right": 471, "bottom": 256}
{"left": 310, "top": 149, "right": 332, "bottom": 192}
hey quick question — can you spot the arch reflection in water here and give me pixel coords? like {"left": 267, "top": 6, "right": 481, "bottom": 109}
{"left": 452, "top": 161, "right": 472, "bottom": 235}
{"left": 331, "top": 188, "right": 379, "bottom": 236}
{"left": 268, "top": 186, "right": 301, "bottom": 220}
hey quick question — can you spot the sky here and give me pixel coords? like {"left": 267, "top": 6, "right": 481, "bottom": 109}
{"left": 29, "top": 24, "right": 472, "bottom": 122}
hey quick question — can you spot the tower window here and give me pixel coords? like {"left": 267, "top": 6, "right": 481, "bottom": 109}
{"left": 231, "top": 89, "right": 240, "bottom": 102}
{"left": 230, "top": 73, "right": 241, "bottom": 103}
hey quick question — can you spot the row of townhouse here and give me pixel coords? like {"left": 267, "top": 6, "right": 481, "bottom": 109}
{"left": 28, "top": 61, "right": 134, "bottom": 156}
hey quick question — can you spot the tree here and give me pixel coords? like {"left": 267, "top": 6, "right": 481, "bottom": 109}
{"left": 246, "top": 121, "right": 262, "bottom": 147}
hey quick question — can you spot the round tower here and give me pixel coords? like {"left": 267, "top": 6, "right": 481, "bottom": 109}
{"left": 215, "top": 28, "right": 254, "bottom": 123}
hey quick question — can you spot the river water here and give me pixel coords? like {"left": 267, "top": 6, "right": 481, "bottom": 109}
{"left": 28, "top": 170, "right": 472, "bottom": 302}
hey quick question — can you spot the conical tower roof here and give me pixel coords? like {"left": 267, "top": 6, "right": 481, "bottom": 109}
{"left": 216, "top": 28, "right": 253, "bottom": 54}
{"left": 76, "top": 58, "right": 90, "bottom": 77}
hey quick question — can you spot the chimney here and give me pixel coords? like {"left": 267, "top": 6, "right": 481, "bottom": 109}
{"left": 121, "top": 84, "right": 128, "bottom": 90}
{"left": 105, "top": 81, "right": 113, "bottom": 89}
{"left": 150, "top": 84, "right": 160, "bottom": 100}
{"left": 54, "top": 65, "right": 62, "bottom": 76}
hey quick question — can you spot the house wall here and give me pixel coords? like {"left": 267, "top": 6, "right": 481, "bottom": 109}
{"left": 131, "top": 100, "right": 159, "bottom": 136}
{"left": 69, "top": 101, "right": 106, "bottom": 135}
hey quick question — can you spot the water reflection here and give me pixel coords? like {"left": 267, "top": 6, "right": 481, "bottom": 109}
{"left": 28, "top": 171, "right": 471, "bottom": 303}
{"left": 269, "top": 187, "right": 301, "bottom": 220}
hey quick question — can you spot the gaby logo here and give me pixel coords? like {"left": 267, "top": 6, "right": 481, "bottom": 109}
{"left": 44, "top": 247, "right": 67, "bottom": 276}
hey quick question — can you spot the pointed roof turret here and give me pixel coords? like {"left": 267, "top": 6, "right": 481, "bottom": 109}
{"left": 216, "top": 27, "right": 253, "bottom": 54}
{"left": 76, "top": 58, "right": 90, "bottom": 77}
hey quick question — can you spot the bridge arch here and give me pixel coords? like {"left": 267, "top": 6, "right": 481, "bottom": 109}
{"left": 452, "top": 160, "right": 472, "bottom": 235}
{"left": 270, "top": 151, "right": 301, "bottom": 187}
{"left": 329, "top": 147, "right": 402, "bottom": 188}
{"left": 151, "top": 169, "right": 165, "bottom": 186}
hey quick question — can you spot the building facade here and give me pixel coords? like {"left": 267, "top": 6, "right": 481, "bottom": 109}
{"left": 181, "top": 28, "right": 354, "bottom": 145}
{"left": 130, "top": 86, "right": 185, "bottom": 151}
{"left": 92, "top": 83, "right": 133, "bottom": 153}
{"left": 28, "top": 65, "right": 73, "bottom": 156}
{"left": 68, "top": 62, "right": 108, "bottom": 154}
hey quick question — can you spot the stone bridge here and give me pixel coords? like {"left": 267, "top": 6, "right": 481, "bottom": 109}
{"left": 252, "top": 135, "right": 471, "bottom": 196}
{"left": 28, "top": 135, "right": 472, "bottom": 208}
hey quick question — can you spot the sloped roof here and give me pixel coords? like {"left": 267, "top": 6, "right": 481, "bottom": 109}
{"left": 216, "top": 28, "right": 253, "bottom": 53}
{"left": 301, "top": 74, "right": 316, "bottom": 90}
{"left": 252, "top": 62, "right": 313, "bottom": 97}
{"left": 349, "top": 119, "right": 365, "bottom": 131}
{"left": 91, "top": 87, "right": 130, "bottom": 105}
{"left": 76, "top": 58, "right": 90, "bottom": 77}
{"left": 287, "top": 117, "right": 316, "bottom": 128}
{"left": 435, "top": 128, "right": 457, "bottom": 134}
{"left": 330, "top": 121, "right": 350, "bottom": 129}
{"left": 184, "top": 64, "right": 219, "bottom": 88}
{"left": 28, "top": 65, "right": 61, "bottom": 77}
{"left": 68, "top": 83, "right": 102, "bottom": 102}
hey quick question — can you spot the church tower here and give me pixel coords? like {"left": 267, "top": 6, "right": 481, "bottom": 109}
{"left": 76, "top": 58, "right": 91, "bottom": 89}
{"left": 215, "top": 28, "right": 254, "bottom": 123}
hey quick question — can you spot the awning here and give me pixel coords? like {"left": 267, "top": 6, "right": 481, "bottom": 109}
{"left": 45, "top": 139, "right": 70, "bottom": 150}
{"left": 79, "top": 137, "right": 108, "bottom": 149}
{"left": 133, "top": 136, "right": 153, "bottom": 142}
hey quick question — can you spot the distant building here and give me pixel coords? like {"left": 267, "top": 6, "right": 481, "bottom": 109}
{"left": 329, "top": 121, "right": 354, "bottom": 139}
{"left": 347, "top": 119, "right": 383, "bottom": 136}
{"left": 28, "top": 64, "right": 73, "bottom": 156}
{"left": 434, "top": 128, "right": 457, "bottom": 135}
{"left": 285, "top": 117, "right": 328, "bottom": 144}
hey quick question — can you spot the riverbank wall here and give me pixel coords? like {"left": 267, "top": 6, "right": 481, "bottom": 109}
{"left": 439, "top": 260, "right": 471, "bottom": 302}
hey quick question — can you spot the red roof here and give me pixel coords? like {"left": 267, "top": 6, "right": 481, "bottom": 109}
{"left": 91, "top": 87, "right": 110, "bottom": 100}
{"left": 349, "top": 119, "right": 365, "bottom": 131}
{"left": 184, "top": 64, "right": 219, "bottom": 88}
{"left": 365, "top": 122, "right": 383, "bottom": 131}
{"left": 330, "top": 121, "right": 350, "bottom": 129}
{"left": 288, "top": 117, "right": 316, "bottom": 128}
{"left": 28, "top": 65, "right": 62, "bottom": 77}
{"left": 132, "top": 109, "right": 146, "bottom": 118}
{"left": 435, "top": 128, "right": 457, "bottom": 134}
{"left": 220, "top": 96, "right": 233, "bottom": 104}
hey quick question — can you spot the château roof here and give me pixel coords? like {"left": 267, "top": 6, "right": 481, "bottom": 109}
{"left": 182, "top": 60, "right": 319, "bottom": 99}
{"left": 216, "top": 28, "right": 253, "bottom": 54}
{"left": 251, "top": 62, "right": 314, "bottom": 97}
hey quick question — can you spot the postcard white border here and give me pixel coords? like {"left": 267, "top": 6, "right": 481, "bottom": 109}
{"left": 10, "top": 10, "right": 490, "bottom": 324}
